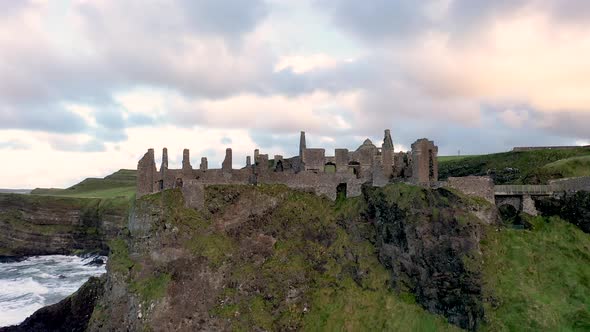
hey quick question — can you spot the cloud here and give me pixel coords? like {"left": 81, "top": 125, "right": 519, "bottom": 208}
{"left": 48, "top": 137, "right": 107, "bottom": 153}
{"left": 0, "top": 139, "right": 31, "bottom": 150}
{"left": 0, "top": 106, "right": 89, "bottom": 133}
{"left": 180, "top": 0, "right": 269, "bottom": 38}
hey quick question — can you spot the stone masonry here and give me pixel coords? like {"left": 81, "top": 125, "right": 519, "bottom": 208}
{"left": 137, "top": 130, "right": 439, "bottom": 208}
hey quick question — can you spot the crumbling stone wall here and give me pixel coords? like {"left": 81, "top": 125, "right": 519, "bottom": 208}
{"left": 302, "top": 148, "right": 326, "bottom": 171}
{"left": 411, "top": 139, "right": 438, "bottom": 185}
{"left": 447, "top": 176, "right": 495, "bottom": 204}
{"left": 136, "top": 130, "right": 439, "bottom": 205}
{"left": 137, "top": 149, "right": 156, "bottom": 198}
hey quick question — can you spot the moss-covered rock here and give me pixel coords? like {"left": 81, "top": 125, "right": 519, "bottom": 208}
{"left": 363, "top": 184, "right": 488, "bottom": 330}
{"left": 88, "top": 185, "right": 459, "bottom": 331}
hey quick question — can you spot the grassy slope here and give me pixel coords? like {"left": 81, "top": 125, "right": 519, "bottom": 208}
{"left": 481, "top": 216, "right": 590, "bottom": 331}
{"left": 438, "top": 148, "right": 590, "bottom": 184}
{"left": 31, "top": 169, "right": 136, "bottom": 199}
{"left": 543, "top": 155, "right": 590, "bottom": 178}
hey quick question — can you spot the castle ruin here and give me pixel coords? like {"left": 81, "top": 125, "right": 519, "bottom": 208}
{"left": 137, "top": 130, "right": 438, "bottom": 208}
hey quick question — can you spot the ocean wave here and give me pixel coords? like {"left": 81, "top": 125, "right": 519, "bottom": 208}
{"left": 0, "top": 255, "right": 105, "bottom": 327}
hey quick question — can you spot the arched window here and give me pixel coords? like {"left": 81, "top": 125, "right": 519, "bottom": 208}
{"left": 324, "top": 162, "right": 336, "bottom": 173}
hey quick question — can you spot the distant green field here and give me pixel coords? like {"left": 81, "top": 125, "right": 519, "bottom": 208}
{"left": 438, "top": 148, "right": 590, "bottom": 184}
{"left": 438, "top": 155, "right": 480, "bottom": 162}
{"left": 31, "top": 169, "right": 137, "bottom": 199}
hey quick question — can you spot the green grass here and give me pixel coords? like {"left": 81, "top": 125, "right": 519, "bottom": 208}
{"left": 131, "top": 273, "right": 172, "bottom": 303}
{"left": 543, "top": 155, "right": 590, "bottom": 178}
{"left": 481, "top": 216, "right": 590, "bottom": 331}
{"left": 438, "top": 155, "right": 480, "bottom": 162}
{"left": 31, "top": 169, "right": 136, "bottom": 199}
{"left": 108, "top": 238, "right": 135, "bottom": 275}
{"left": 438, "top": 148, "right": 590, "bottom": 184}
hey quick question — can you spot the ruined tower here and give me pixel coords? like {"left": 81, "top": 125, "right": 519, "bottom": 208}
{"left": 161, "top": 148, "right": 168, "bottom": 171}
{"left": 137, "top": 149, "right": 156, "bottom": 198}
{"left": 222, "top": 148, "right": 232, "bottom": 173}
{"left": 200, "top": 157, "right": 208, "bottom": 171}
{"left": 382, "top": 129, "right": 394, "bottom": 179}
{"left": 411, "top": 138, "right": 438, "bottom": 185}
{"left": 182, "top": 149, "right": 192, "bottom": 172}
{"left": 299, "top": 131, "right": 306, "bottom": 158}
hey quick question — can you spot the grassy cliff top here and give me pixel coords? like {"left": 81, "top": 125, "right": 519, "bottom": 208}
{"left": 31, "top": 169, "right": 136, "bottom": 199}
{"left": 439, "top": 148, "right": 590, "bottom": 184}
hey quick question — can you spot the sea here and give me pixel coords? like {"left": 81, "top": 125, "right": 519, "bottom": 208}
{"left": 0, "top": 255, "right": 106, "bottom": 327}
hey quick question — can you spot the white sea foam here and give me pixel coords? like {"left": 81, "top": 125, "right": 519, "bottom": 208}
{"left": 0, "top": 255, "right": 106, "bottom": 327}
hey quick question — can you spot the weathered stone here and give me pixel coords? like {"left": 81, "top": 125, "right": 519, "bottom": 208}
{"left": 411, "top": 138, "right": 438, "bottom": 185}
{"left": 135, "top": 129, "right": 439, "bottom": 203}
{"left": 222, "top": 148, "right": 232, "bottom": 173}
{"left": 182, "top": 149, "right": 192, "bottom": 172}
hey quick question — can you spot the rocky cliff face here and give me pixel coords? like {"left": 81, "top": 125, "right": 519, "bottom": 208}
{"left": 0, "top": 194, "right": 128, "bottom": 258}
{"left": 535, "top": 191, "right": 590, "bottom": 233}
{"left": 82, "top": 184, "right": 495, "bottom": 331}
{"left": 363, "top": 185, "right": 496, "bottom": 330}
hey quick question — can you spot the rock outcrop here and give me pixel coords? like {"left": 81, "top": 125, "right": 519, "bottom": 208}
{"left": 0, "top": 194, "right": 128, "bottom": 258}
{"left": 363, "top": 184, "right": 493, "bottom": 331}
{"left": 535, "top": 190, "right": 590, "bottom": 233}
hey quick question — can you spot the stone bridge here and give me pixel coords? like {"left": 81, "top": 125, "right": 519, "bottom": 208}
{"left": 448, "top": 176, "right": 590, "bottom": 216}
{"left": 494, "top": 184, "right": 559, "bottom": 215}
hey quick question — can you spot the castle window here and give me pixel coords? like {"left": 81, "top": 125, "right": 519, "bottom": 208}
{"left": 324, "top": 162, "right": 336, "bottom": 173}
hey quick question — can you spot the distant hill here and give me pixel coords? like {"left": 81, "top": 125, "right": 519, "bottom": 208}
{"left": 438, "top": 147, "right": 590, "bottom": 184}
{"left": 0, "top": 189, "right": 31, "bottom": 194}
{"left": 31, "top": 169, "right": 137, "bottom": 199}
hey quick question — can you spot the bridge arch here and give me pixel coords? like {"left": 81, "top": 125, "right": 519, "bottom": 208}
{"left": 495, "top": 196, "right": 522, "bottom": 212}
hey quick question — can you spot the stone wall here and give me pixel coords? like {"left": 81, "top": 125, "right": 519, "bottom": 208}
{"left": 513, "top": 146, "right": 590, "bottom": 151}
{"left": 411, "top": 139, "right": 438, "bottom": 185}
{"left": 302, "top": 148, "right": 326, "bottom": 171}
{"left": 136, "top": 130, "right": 440, "bottom": 205}
{"left": 549, "top": 176, "right": 590, "bottom": 192}
{"left": 137, "top": 149, "right": 156, "bottom": 198}
{"left": 447, "top": 176, "right": 495, "bottom": 204}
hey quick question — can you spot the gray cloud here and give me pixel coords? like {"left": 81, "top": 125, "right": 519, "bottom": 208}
{"left": 317, "top": 0, "right": 432, "bottom": 41}
{"left": 319, "top": 0, "right": 590, "bottom": 42}
{"left": 49, "top": 139, "right": 106, "bottom": 153}
{"left": 0, "top": 106, "right": 89, "bottom": 133}
{"left": 181, "top": 0, "right": 269, "bottom": 38}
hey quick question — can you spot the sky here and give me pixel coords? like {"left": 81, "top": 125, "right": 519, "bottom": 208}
{"left": 1, "top": 0, "right": 589, "bottom": 188}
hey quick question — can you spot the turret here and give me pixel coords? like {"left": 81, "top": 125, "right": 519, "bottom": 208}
{"left": 299, "top": 131, "right": 306, "bottom": 158}
{"left": 182, "top": 149, "right": 192, "bottom": 172}
{"left": 161, "top": 148, "right": 168, "bottom": 172}
{"left": 222, "top": 148, "right": 232, "bottom": 173}
{"left": 200, "top": 157, "right": 208, "bottom": 171}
